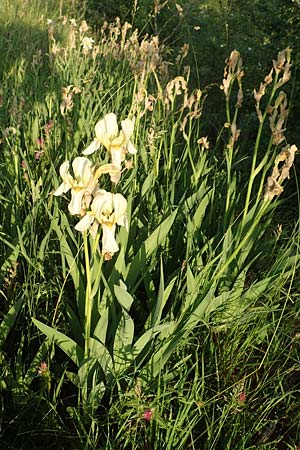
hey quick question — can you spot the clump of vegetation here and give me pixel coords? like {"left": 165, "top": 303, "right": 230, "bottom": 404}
{"left": 1, "top": 1, "right": 300, "bottom": 449}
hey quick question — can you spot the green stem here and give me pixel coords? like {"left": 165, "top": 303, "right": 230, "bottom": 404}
{"left": 83, "top": 231, "right": 92, "bottom": 359}
{"left": 242, "top": 73, "right": 279, "bottom": 223}
{"left": 224, "top": 102, "right": 239, "bottom": 229}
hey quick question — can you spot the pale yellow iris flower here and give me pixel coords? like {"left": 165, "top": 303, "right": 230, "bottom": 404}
{"left": 75, "top": 190, "right": 128, "bottom": 258}
{"left": 53, "top": 156, "right": 117, "bottom": 215}
{"left": 83, "top": 113, "right": 136, "bottom": 183}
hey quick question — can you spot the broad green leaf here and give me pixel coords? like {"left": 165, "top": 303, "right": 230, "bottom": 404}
{"left": 93, "top": 307, "right": 109, "bottom": 345}
{"left": 183, "top": 263, "right": 198, "bottom": 311}
{"left": 0, "top": 299, "right": 22, "bottom": 349}
{"left": 114, "top": 283, "right": 134, "bottom": 311}
{"left": 132, "top": 322, "right": 175, "bottom": 358}
{"left": 141, "top": 172, "right": 154, "bottom": 198}
{"left": 89, "top": 337, "right": 114, "bottom": 382}
{"left": 191, "top": 190, "right": 211, "bottom": 232}
{"left": 32, "top": 318, "right": 84, "bottom": 366}
{"left": 78, "top": 357, "right": 97, "bottom": 389}
{"left": 87, "top": 382, "right": 106, "bottom": 413}
{"left": 113, "top": 309, "right": 134, "bottom": 373}
{"left": 37, "top": 223, "right": 53, "bottom": 263}
{"left": 126, "top": 209, "right": 177, "bottom": 287}
{"left": 140, "top": 321, "right": 177, "bottom": 380}
{"left": 52, "top": 218, "right": 83, "bottom": 292}
{"left": 152, "top": 260, "right": 176, "bottom": 326}
{"left": 66, "top": 371, "right": 79, "bottom": 387}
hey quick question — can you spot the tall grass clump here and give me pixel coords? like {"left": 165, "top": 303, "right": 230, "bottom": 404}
{"left": 0, "top": 3, "right": 300, "bottom": 449}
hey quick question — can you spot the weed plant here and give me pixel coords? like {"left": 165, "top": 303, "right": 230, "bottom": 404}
{"left": 0, "top": 1, "right": 300, "bottom": 449}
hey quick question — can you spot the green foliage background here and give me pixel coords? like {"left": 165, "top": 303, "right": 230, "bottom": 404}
{"left": 0, "top": 1, "right": 300, "bottom": 449}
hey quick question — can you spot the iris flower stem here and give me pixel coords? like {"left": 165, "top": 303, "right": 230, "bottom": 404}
{"left": 242, "top": 72, "right": 279, "bottom": 225}
{"left": 83, "top": 231, "right": 92, "bottom": 359}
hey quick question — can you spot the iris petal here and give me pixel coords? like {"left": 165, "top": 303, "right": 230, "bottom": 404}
{"left": 75, "top": 214, "right": 94, "bottom": 232}
{"left": 68, "top": 190, "right": 85, "bottom": 215}
{"left": 102, "top": 223, "right": 119, "bottom": 254}
{"left": 82, "top": 140, "right": 100, "bottom": 155}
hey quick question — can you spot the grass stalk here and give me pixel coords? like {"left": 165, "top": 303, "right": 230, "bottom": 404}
{"left": 242, "top": 71, "right": 279, "bottom": 222}
{"left": 83, "top": 231, "right": 92, "bottom": 359}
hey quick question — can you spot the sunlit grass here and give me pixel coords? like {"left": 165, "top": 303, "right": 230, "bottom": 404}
{"left": 0, "top": 1, "right": 300, "bottom": 449}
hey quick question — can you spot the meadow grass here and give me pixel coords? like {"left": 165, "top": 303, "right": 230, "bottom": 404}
{"left": 0, "top": 1, "right": 300, "bottom": 449}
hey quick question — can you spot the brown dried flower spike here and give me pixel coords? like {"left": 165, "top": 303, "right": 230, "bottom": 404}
{"left": 264, "top": 144, "right": 297, "bottom": 201}
{"left": 221, "top": 50, "right": 243, "bottom": 98}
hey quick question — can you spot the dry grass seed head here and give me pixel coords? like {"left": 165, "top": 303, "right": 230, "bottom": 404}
{"left": 221, "top": 50, "right": 243, "bottom": 97}
{"left": 264, "top": 144, "right": 297, "bottom": 200}
{"left": 60, "top": 85, "right": 81, "bottom": 116}
{"left": 269, "top": 91, "right": 288, "bottom": 145}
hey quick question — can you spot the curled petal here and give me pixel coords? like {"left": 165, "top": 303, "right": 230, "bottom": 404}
{"left": 75, "top": 213, "right": 94, "bottom": 232}
{"left": 117, "top": 214, "right": 128, "bottom": 231}
{"left": 59, "top": 160, "right": 70, "bottom": 178}
{"left": 82, "top": 140, "right": 100, "bottom": 155}
{"left": 102, "top": 223, "right": 119, "bottom": 255}
{"left": 121, "top": 118, "right": 134, "bottom": 141}
{"left": 95, "top": 113, "right": 118, "bottom": 149}
{"left": 127, "top": 140, "right": 137, "bottom": 154}
{"left": 72, "top": 156, "right": 93, "bottom": 184}
{"left": 113, "top": 193, "right": 128, "bottom": 221}
{"left": 92, "top": 190, "right": 110, "bottom": 218}
{"left": 90, "top": 220, "right": 99, "bottom": 239}
{"left": 53, "top": 161, "right": 72, "bottom": 195}
{"left": 69, "top": 190, "right": 85, "bottom": 215}
{"left": 94, "top": 163, "right": 120, "bottom": 179}
{"left": 53, "top": 182, "right": 69, "bottom": 196}
{"left": 110, "top": 148, "right": 123, "bottom": 169}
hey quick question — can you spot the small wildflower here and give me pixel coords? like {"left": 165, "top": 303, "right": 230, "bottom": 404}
{"left": 238, "top": 391, "right": 247, "bottom": 405}
{"left": 142, "top": 409, "right": 153, "bottom": 421}
{"left": 44, "top": 120, "right": 54, "bottom": 134}
{"left": 81, "top": 36, "right": 95, "bottom": 52}
{"left": 35, "top": 151, "right": 43, "bottom": 160}
{"left": 38, "top": 361, "right": 51, "bottom": 394}
{"left": 36, "top": 137, "right": 45, "bottom": 147}
{"left": 195, "top": 400, "right": 204, "bottom": 407}
{"left": 38, "top": 361, "right": 48, "bottom": 375}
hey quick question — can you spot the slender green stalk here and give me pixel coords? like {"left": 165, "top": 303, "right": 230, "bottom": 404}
{"left": 242, "top": 72, "right": 279, "bottom": 223}
{"left": 83, "top": 231, "right": 92, "bottom": 359}
{"left": 224, "top": 105, "right": 239, "bottom": 227}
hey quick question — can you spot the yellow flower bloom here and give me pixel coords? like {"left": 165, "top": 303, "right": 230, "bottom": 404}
{"left": 54, "top": 156, "right": 117, "bottom": 215}
{"left": 83, "top": 113, "right": 136, "bottom": 183}
{"left": 75, "top": 190, "right": 128, "bottom": 258}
